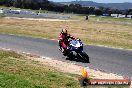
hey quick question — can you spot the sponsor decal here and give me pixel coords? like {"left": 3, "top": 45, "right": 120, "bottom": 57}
{"left": 79, "top": 68, "right": 131, "bottom": 87}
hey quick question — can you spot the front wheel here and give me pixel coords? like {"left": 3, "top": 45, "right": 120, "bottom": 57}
{"left": 78, "top": 52, "right": 90, "bottom": 63}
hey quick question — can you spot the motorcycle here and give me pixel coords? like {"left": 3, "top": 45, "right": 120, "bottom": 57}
{"left": 59, "top": 39, "right": 90, "bottom": 63}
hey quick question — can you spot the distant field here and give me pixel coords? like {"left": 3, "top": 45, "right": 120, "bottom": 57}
{"left": 90, "top": 16, "right": 132, "bottom": 24}
{"left": 0, "top": 6, "right": 62, "bottom": 14}
{"left": 0, "top": 17, "right": 132, "bottom": 49}
{"left": 72, "top": 15, "right": 132, "bottom": 24}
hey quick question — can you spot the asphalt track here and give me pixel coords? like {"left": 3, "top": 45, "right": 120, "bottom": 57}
{"left": 0, "top": 34, "right": 132, "bottom": 78}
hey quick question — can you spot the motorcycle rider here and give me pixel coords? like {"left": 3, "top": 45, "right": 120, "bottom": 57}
{"left": 58, "top": 28, "right": 76, "bottom": 55}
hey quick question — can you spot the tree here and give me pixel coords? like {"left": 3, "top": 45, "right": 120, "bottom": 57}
{"left": 95, "top": 9, "right": 102, "bottom": 16}
{"left": 0, "top": 0, "right": 5, "bottom": 5}
{"left": 128, "top": 9, "right": 132, "bottom": 15}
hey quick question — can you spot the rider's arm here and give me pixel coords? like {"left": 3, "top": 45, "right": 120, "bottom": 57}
{"left": 67, "top": 34, "right": 76, "bottom": 39}
{"left": 69, "top": 34, "right": 81, "bottom": 41}
{"left": 58, "top": 34, "right": 63, "bottom": 40}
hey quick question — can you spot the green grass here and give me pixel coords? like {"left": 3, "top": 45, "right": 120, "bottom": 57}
{"left": 0, "top": 13, "right": 5, "bottom": 18}
{"left": 0, "top": 5, "right": 10, "bottom": 8}
{"left": 0, "top": 50, "right": 81, "bottom": 88}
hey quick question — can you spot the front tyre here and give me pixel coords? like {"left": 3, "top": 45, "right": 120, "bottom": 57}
{"left": 79, "top": 52, "right": 90, "bottom": 63}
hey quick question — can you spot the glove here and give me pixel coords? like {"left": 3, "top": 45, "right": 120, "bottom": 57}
{"left": 77, "top": 38, "right": 81, "bottom": 41}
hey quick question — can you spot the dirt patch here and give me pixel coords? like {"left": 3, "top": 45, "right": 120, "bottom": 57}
{"left": 26, "top": 56, "right": 124, "bottom": 79}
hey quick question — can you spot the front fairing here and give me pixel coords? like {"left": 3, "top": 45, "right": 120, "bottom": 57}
{"left": 69, "top": 39, "right": 83, "bottom": 51}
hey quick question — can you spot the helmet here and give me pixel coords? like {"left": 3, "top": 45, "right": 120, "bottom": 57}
{"left": 61, "top": 28, "right": 68, "bottom": 36}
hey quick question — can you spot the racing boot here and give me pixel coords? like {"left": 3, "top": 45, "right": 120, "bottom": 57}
{"left": 63, "top": 49, "right": 69, "bottom": 56}
{"left": 59, "top": 46, "right": 62, "bottom": 52}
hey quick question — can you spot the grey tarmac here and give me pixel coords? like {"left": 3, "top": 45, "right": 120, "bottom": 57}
{"left": 0, "top": 34, "right": 132, "bottom": 78}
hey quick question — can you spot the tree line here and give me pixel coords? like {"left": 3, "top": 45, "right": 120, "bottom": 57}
{"left": 0, "top": 0, "right": 132, "bottom": 15}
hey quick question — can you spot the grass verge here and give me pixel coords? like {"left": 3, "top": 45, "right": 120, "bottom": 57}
{"left": 0, "top": 50, "right": 81, "bottom": 88}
